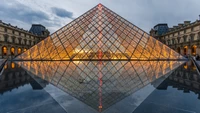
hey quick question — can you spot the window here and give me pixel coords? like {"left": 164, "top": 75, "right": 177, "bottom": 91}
{"left": 29, "top": 40, "right": 32, "bottom": 45}
{"left": 17, "top": 48, "right": 22, "bottom": 55}
{"left": 167, "top": 40, "right": 170, "bottom": 45}
{"left": 12, "top": 36, "right": 15, "bottom": 43}
{"left": 2, "top": 46, "right": 7, "bottom": 56}
{"left": 190, "top": 34, "right": 194, "bottom": 41}
{"left": 191, "top": 45, "right": 197, "bottom": 55}
{"left": 177, "top": 37, "right": 180, "bottom": 43}
{"left": 184, "top": 36, "right": 187, "bottom": 42}
{"left": 4, "top": 35, "right": 8, "bottom": 42}
{"left": 10, "top": 47, "right": 15, "bottom": 55}
{"left": 4, "top": 28, "right": 7, "bottom": 32}
{"left": 172, "top": 39, "right": 175, "bottom": 44}
{"left": 11, "top": 62, "right": 15, "bottom": 69}
{"left": 12, "top": 30, "right": 15, "bottom": 34}
{"left": 24, "top": 39, "right": 27, "bottom": 45}
{"left": 18, "top": 38, "right": 22, "bottom": 44}
{"left": 184, "top": 46, "right": 188, "bottom": 55}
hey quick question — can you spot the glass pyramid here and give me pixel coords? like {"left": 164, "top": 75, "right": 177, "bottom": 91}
{"left": 15, "top": 4, "right": 185, "bottom": 61}
{"left": 16, "top": 60, "right": 184, "bottom": 111}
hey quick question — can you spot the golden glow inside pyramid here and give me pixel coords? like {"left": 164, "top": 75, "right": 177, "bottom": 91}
{"left": 15, "top": 4, "right": 185, "bottom": 61}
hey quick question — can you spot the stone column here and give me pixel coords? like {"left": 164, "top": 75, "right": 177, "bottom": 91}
{"left": 14, "top": 47, "right": 17, "bottom": 56}
{"left": 188, "top": 48, "right": 191, "bottom": 55}
{"left": 7, "top": 46, "right": 11, "bottom": 59}
{"left": 180, "top": 48, "right": 184, "bottom": 55}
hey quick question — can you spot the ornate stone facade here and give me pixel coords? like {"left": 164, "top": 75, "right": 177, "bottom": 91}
{"left": 0, "top": 20, "right": 49, "bottom": 59}
{"left": 150, "top": 20, "right": 200, "bottom": 56}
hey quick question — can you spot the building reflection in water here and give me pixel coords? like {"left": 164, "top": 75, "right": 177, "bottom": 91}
{"left": 16, "top": 60, "right": 185, "bottom": 111}
{"left": 156, "top": 61, "right": 200, "bottom": 99}
{"left": 0, "top": 62, "right": 48, "bottom": 95}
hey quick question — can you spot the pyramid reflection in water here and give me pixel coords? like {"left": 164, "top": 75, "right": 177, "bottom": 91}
{"left": 15, "top": 4, "right": 184, "bottom": 61}
{"left": 16, "top": 60, "right": 184, "bottom": 111}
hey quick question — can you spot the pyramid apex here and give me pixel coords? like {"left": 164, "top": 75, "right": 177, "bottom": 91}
{"left": 98, "top": 3, "right": 103, "bottom": 7}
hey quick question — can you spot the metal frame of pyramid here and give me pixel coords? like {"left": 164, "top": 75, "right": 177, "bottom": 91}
{"left": 15, "top": 4, "right": 186, "bottom": 61}
{"left": 16, "top": 60, "right": 184, "bottom": 111}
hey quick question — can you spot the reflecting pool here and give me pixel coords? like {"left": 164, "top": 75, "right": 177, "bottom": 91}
{"left": 0, "top": 60, "right": 200, "bottom": 113}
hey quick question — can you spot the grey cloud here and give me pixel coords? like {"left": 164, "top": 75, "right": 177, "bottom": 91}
{"left": 51, "top": 7, "right": 73, "bottom": 19}
{"left": 102, "top": 0, "right": 200, "bottom": 32}
{"left": 0, "top": 1, "right": 68, "bottom": 33}
{"left": 0, "top": 1, "right": 49, "bottom": 25}
{"left": 121, "top": 0, "right": 200, "bottom": 32}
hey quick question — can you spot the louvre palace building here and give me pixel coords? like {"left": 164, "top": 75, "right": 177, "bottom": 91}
{"left": 0, "top": 20, "right": 49, "bottom": 59}
{"left": 150, "top": 18, "right": 200, "bottom": 56}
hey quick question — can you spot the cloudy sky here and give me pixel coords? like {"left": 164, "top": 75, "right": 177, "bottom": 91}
{"left": 0, "top": 0, "right": 200, "bottom": 34}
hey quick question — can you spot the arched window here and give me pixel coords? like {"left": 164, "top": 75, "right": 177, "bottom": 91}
{"left": 11, "top": 62, "right": 15, "bottom": 69}
{"left": 4, "top": 64, "right": 7, "bottom": 69}
{"left": 191, "top": 45, "right": 197, "bottom": 56}
{"left": 2, "top": 46, "right": 7, "bottom": 56}
{"left": 184, "top": 46, "right": 188, "bottom": 55}
{"left": 11, "top": 47, "right": 15, "bottom": 55}
{"left": 18, "top": 48, "right": 22, "bottom": 55}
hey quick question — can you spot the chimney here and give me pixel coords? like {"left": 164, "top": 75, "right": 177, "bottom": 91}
{"left": 169, "top": 28, "right": 173, "bottom": 31}
{"left": 184, "top": 21, "right": 191, "bottom": 25}
{"left": 178, "top": 24, "right": 183, "bottom": 27}
{"left": 173, "top": 26, "right": 178, "bottom": 29}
